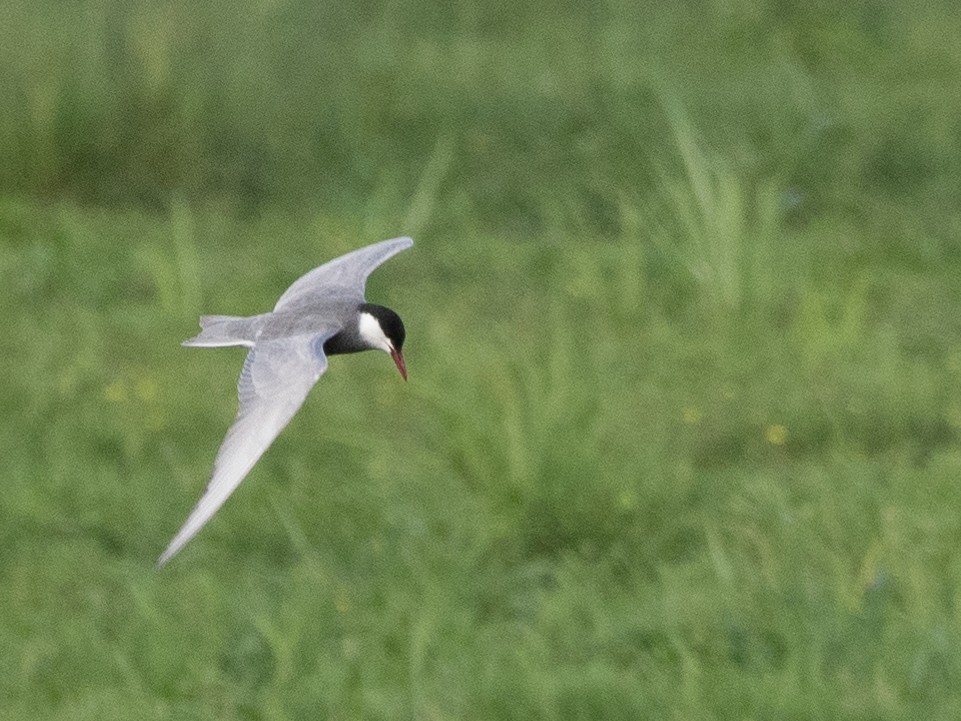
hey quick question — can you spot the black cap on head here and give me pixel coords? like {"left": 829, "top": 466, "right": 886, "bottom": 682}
{"left": 361, "top": 303, "right": 405, "bottom": 350}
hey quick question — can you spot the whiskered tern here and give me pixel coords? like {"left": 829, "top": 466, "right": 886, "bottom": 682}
{"left": 157, "top": 237, "right": 413, "bottom": 567}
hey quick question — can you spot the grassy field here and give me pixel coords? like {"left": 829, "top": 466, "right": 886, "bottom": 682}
{"left": 3, "top": 1, "right": 961, "bottom": 719}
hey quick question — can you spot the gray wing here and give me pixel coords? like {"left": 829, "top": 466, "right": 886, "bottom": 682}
{"left": 157, "top": 329, "right": 337, "bottom": 567}
{"left": 273, "top": 237, "right": 413, "bottom": 311}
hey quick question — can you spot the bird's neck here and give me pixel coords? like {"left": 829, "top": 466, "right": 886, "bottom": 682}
{"left": 322, "top": 325, "right": 364, "bottom": 356}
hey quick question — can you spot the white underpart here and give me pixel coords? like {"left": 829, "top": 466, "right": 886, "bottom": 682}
{"left": 358, "top": 311, "right": 393, "bottom": 353}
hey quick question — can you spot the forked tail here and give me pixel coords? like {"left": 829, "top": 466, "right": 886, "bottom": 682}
{"left": 183, "top": 315, "right": 258, "bottom": 347}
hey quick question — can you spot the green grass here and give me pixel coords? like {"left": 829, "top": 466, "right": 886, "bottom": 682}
{"left": 3, "top": 1, "right": 961, "bottom": 719}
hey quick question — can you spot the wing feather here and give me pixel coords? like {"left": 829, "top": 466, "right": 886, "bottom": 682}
{"left": 273, "top": 237, "right": 413, "bottom": 311}
{"left": 157, "top": 330, "right": 336, "bottom": 567}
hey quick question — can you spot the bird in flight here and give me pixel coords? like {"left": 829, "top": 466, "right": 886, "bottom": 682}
{"left": 157, "top": 237, "right": 413, "bottom": 567}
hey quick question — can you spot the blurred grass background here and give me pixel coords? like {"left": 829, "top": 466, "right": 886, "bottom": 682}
{"left": 3, "top": 0, "right": 961, "bottom": 718}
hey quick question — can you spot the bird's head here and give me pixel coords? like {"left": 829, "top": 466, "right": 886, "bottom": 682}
{"left": 358, "top": 304, "right": 407, "bottom": 380}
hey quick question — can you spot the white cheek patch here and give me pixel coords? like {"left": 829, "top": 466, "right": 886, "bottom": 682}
{"left": 358, "top": 311, "right": 393, "bottom": 353}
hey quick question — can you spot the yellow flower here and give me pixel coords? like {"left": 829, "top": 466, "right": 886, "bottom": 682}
{"left": 104, "top": 379, "right": 127, "bottom": 403}
{"left": 618, "top": 490, "right": 638, "bottom": 511}
{"left": 135, "top": 375, "right": 158, "bottom": 402}
{"left": 682, "top": 407, "right": 703, "bottom": 425}
{"left": 765, "top": 424, "right": 788, "bottom": 446}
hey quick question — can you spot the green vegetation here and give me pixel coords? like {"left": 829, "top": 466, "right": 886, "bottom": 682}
{"left": 3, "top": 1, "right": 961, "bottom": 718}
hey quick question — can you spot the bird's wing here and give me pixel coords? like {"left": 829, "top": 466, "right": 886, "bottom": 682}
{"left": 273, "top": 237, "right": 413, "bottom": 311}
{"left": 157, "top": 329, "right": 338, "bottom": 567}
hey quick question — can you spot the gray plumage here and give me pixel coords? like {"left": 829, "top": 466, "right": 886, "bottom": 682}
{"left": 157, "top": 237, "right": 413, "bottom": 567}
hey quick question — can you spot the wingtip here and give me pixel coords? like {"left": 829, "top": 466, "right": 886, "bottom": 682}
{"left": 155, "top": 544, "right": 178, "bottom": 569}
{"left": 156, "top": 519, "right": 190, "bottom": 571}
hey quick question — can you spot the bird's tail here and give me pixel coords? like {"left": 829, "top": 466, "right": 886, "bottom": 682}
{"left": 182, "top": 315, "right": 260, "bottom": 348}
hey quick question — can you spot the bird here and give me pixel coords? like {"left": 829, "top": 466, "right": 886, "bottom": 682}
{"left": 157, "top": 236, "right": 413, "bottom": 567}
